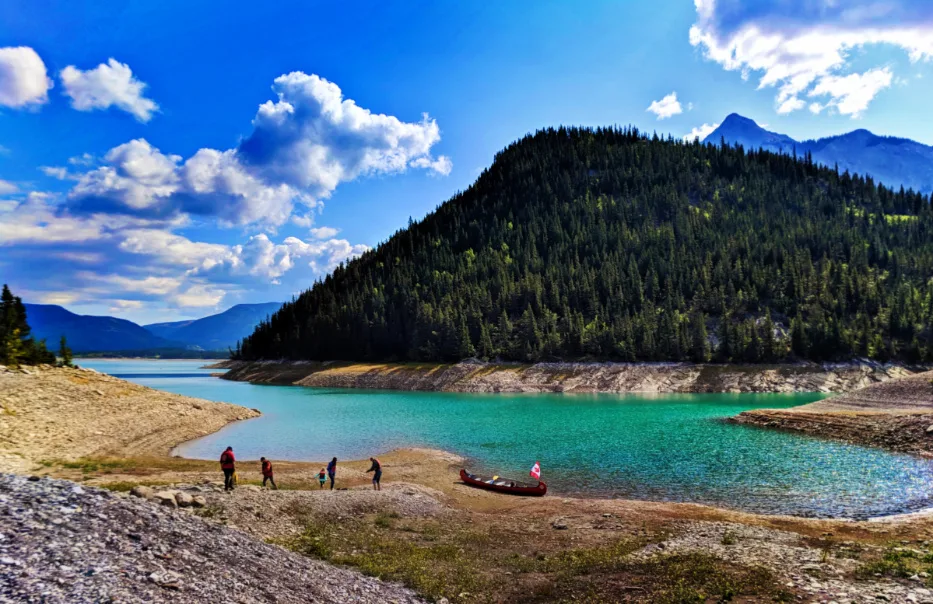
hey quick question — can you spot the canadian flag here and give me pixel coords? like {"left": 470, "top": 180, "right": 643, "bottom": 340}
{"left": 529, "top": 461, "right": 541, "bottom": 481}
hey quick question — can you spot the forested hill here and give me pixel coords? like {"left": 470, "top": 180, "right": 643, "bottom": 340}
{"left": 237, "top": 127, "right": 933, "bottom": 364}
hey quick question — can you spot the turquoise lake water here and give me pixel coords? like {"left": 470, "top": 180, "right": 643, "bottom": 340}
{"left": 81, "top": 359, "right": 933, "bottom": 518}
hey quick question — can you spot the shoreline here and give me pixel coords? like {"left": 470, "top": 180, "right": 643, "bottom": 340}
{"left": 729, "top": 369, "right": 933, "bottom": 456}
{"left": 6, "top": 365, "right": 933, "bottom": 601}
{"left": 214, "top": 358, "right": 920, "bottom": 394}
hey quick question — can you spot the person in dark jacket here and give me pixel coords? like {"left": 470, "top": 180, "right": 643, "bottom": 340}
{"left": 260, "top": 457, "right": 277, "bottom": 490}
{"left": 326, "top": 457, "right": 337, "bottom": 490}
{"left": 366, "top": 457, "right": 382, "bottom": 491}
{"left": 220, "top": 446, "right": 236, "bottom": 492}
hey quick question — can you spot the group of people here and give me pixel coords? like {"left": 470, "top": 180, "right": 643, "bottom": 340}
{"left": 218, "top": 447, "right": 383, "bottom": 492}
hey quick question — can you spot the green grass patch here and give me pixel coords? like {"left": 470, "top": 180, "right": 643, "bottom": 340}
{"left": 279, "top": 520, "right": 486, "bottom": 602}
{"left": 42, "top": 455, "right": 215, "bottom": 475}
{"left": 631, "top": 553, "right": 791, "bottom": 604}
{"left": 273, "top": 511, "right": 787, "bottom": 603}
{"left": 193, "top": 505, "right": 223, "bottom": 520}
{"left": 96, "top": 480, "right": 174, "bottom": 492}
{"left": 855, "top": 546, "right": 933, "bottom": 584}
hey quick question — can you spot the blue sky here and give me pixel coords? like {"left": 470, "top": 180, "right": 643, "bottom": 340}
{"left": 2, "top": 0, "right": 933, "bottom": 323}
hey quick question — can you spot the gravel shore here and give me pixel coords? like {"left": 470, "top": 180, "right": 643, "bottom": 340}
{"left": 731, "top": 370, "right": 933, "bottom": 455}
{"left": 0, "top": 473, "right": 424, "bottom": 603}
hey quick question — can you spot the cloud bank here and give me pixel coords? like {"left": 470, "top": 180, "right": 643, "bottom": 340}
{"left": 2, "top": 72, "right": 446, "bottom": 316}
{"left": 0, "top": 194, "right": 370, "bottom": 313}
{"left": 55, "top": 72, "right": 451, "bottom": 228}
{"left": 689, "top": 0, "right": 933, "bottom": 116}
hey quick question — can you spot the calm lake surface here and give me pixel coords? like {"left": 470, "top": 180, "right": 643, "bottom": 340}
{"left": 81, "top": 359, "right": 933, "bottom": 518}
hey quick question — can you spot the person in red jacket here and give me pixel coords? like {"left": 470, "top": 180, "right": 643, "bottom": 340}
{"left": 260, "top": 456, "right": 277, "bottom": 490}
{"left": 220, "top": 446, "right": 236, "bottom": 492}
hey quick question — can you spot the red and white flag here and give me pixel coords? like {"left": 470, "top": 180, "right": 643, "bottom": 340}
{"left": 529, "top": 461, "right": 541, "bottom": 480}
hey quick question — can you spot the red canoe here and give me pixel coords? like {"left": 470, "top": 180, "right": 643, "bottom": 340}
{"left": 459, "top": 469, "right": 547, "bottom": 496}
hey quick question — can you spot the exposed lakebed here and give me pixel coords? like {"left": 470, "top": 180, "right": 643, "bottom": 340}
{"left": 83, "top": 359, "right": 933, "bottom": 519}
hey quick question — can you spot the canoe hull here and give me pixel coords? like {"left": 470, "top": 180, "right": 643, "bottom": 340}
{"left": 459, "top": 469, "right": 547, "bottom": 497}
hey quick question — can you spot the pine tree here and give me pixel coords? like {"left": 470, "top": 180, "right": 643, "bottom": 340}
{"left": 477, "top": 323, "right": 494, "bottom": 360}
{"left": 58, "top": 335, "right": 73, "bottom": 367}
{"left": 457, "top": 316, "right": 475, "bottom": 359}
{"left": 0, "top": 285, "right": 25, "bottom": 367}
{"left": 689, "top": 310, "right": 710, "bottom": 363}
{"left": 791, "top": 314, "right": 808, "bottom": 359}
{"left": 0, "top": 285, "right": 54, "bottom": 367}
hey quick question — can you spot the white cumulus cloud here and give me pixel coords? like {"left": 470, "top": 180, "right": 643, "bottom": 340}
{"left": 646, "top": 92, "right": 683, "bottom": 120}
{"left": 238, "top": 72, "right": 452, "bottom": 194}
{"left": 0, "top": 46, "right": 52, "bottom": 108}
{"left": 683, "top": 122, "right": 720, "bottom": 142}
{"left": 309, "top": 226, "right": 339, "bottom": 239}
{"left": 690, "top": 0, "right": 933, "bottom": 116}
{"left": 60, "top": 59, "right": 159, "bottom": 122}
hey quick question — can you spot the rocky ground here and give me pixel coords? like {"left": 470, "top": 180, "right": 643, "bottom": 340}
{"left": 636, "top": 520, "right": 933, "bottom": 603}
{"left": 732, "top": 369, "right": 933, "bottom": 455}
{"left": 0, "top": 364, "right": 259, "bottom": 473}
{"left": 0, "top": 473, "right": 424, "bottom": 603}
{"left": 218, "top": 359, "right": 916, "bottom": 394}
{"left": 131, "top": 480, "right": 451, "bottom": 542}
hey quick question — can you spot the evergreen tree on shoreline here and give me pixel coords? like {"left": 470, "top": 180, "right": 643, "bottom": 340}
{"left": 0, "top": 285, "right": 56, "bottom": 367}
{"left": 58, "top": 335, "right": 73, "bottom": 368}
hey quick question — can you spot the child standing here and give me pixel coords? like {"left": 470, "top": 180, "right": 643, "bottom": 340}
{"left": 318, "top": 468, "right": 326, "bottom": 489}
{"left": 260, "top": 457, "right": 277, "bottom": 490}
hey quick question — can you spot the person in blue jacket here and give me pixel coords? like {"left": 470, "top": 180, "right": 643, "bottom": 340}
{"left": 326, "top": 457, "right": 337, "bottom": 490}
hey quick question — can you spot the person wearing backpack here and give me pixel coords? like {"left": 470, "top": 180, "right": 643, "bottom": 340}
{"left": 220, "top": 446, "right": 236, "bottom": 492}
{"left": 260, "top": 457, "right": 277, "bottom": 490}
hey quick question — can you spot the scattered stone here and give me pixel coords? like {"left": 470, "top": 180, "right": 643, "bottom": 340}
{"left": 0, "top": 473, "right": 424, "bottom": 603}
{"left": 175, "top": 492, "right": 194, "bottom": 508}
{"left": 153, "top": 491, "right": 178, "bottom": 508}
{"left": 130, "top": 486, "right": 155, "bottom": 499}
{"left": 191, "top": 495, "right": 207, "bottom": 508}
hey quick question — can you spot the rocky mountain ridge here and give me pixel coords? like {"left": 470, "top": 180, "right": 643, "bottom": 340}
{"left": 706, "top": 113, "right": 933, "bottom": 194}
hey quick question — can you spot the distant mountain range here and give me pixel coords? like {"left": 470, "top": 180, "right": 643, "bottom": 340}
{"left": 25, "top": 304, "right": 175, "bottom": 352}
{"left": 705, "top": 114, "right": 933, "bottom": 195}
{"left": 145, "top": 303, "right": 283, "bottom": 351}
{"left": 24, "top": 302, "right": 282, "bottom": 353}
